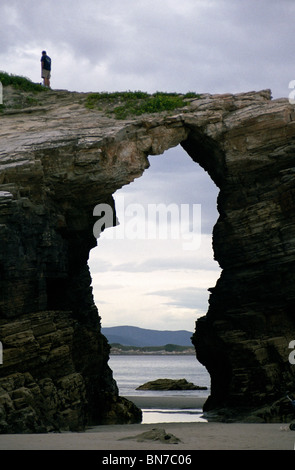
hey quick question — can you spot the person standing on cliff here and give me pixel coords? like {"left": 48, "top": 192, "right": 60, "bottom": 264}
{"left": 41, "top": 51, "right": 51, "bottom": 88}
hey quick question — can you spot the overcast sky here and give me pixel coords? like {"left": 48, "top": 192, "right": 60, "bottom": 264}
{"left": 89, "top": 147, "right": 220, "bottom": 332}
{"left": 2, "top": 0, "right": 294, "bottom": 331}
{"left": 1, "top": 0, "right": 294, "bottom": 97}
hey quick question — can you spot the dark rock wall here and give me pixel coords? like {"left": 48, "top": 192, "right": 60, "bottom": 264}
{"left": 190, "top": 93, "right": 295, "bottom": 419}
{"left": 0, "top": 117, "right": 149, "bottom": 431}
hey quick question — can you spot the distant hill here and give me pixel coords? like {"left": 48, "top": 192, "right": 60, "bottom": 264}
{"left": 101, "top": 325, "right": 193, "bottom": 347}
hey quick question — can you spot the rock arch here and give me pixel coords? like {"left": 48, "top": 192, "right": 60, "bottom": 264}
{"left": 0, "top": 88, "right": 295, "bottom": 431}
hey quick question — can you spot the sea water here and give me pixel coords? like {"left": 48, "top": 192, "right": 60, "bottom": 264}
{"left": 109, "top": 355, "right": 210, "bottom": 423}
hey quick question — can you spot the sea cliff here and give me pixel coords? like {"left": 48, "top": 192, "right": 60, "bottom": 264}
{"left": 0, "top": 81, "right": 295, "bottom": 431}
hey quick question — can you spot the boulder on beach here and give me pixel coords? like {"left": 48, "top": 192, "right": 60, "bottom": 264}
{"left": 136, "top": 378, "right": 208, "bottom": 391}
{"left": 120, "top": 427, "right": 181, "bottom": 444}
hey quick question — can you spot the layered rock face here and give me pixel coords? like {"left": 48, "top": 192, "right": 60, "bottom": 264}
{"left": 188, "top": 92, "right": 295, "bottom": 420}
{"left": 0, "top": 86, "right": 295, "bottom": 431}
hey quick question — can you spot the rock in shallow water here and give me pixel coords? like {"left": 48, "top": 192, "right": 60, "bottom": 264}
{"left": 136, "top": 378, "right": 207, "bottom": 391}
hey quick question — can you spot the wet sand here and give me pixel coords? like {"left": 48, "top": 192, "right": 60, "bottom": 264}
{"left": 0, "top": 396, "right": 294, "bottom": 450}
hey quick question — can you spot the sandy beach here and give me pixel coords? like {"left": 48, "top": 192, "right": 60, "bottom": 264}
{"left": 0, "top": 422, "right": 294, "bottom": 451}
{"left": 0, "top": 396, "right": 294, "bottom": 451}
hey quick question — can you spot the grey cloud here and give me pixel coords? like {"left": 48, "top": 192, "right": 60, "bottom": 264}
{"left": 147, "top": 286, "right": 210, "bottom": 311}
{"left": 103, "top": 0, "right": 295, "bottom": 96}
{"left": 115, "top": 146, "right": 219, "bottom": 234}
{"left": 2, "top": 0, "right": 295, "bottom": 97}
{"left": 102, "top": 254, "right": 219, "bottom": 273}
{"left": 91, "top": 283, "right": 124, "bottom": 291}
{"left": 88, "top": 258, "right": 113, "bottom": 272}
{"left": 1, "top": 0, "right": 121, "bottom": 62}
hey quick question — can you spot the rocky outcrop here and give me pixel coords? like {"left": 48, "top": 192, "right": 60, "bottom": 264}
{"left": 0, "top": 310, "right": 141, "bottom": 432}
{"left": 0, "top": 85, "right": 295, "bottom": 430}
{"left": 120, "top": 427, "right": 181, "bottom": 444}
{"left": 136, "top": 378, "right": 207, "bottom": 390}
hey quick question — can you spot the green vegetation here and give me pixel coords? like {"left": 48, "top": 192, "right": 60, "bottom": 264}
{"left": 110, "top": 343, "right": 194, "bottom": 354}
{"left": 0, "top": 72, "right": 47, "bottom": 112}
{"left": 0, "top": 72, "right": 201, "bottom": 117}
{"left": 85, "top": 90, "right": 201, "bottom": 119}
{"left": 0, "top": 71, "right": 45, "bottom": 93}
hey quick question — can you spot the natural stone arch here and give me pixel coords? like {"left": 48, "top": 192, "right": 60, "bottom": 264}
{"left": 0, "top": 87, "right": 295, "bottom": 432}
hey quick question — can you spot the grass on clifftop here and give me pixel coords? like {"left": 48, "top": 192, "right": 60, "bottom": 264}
{"left": 0, "top": 71, "right": 45, "bottom": 93}
{"left": 0, "top": 71, "right": 49, "bottom": 112}
{"left": 0, "top": 71, "right": 201, "bottom": 118}
{"left": 85, "top": 90, "right": 200, "bottom": 119}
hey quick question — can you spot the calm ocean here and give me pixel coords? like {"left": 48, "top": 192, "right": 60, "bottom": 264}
{"left": 108, "top": 355, "right": 210, "bottom": 423}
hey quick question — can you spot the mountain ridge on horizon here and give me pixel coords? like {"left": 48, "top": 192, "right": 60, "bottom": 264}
{"left": 101, "top": 325, "right": 193, "bottom": 347}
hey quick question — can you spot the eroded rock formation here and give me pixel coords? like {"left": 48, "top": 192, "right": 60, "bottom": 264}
{"left": 0, "top": 86, "right": 295, "bottom": 431}
{"left": 136, "top": 378, "right": 207, "bottom": 390}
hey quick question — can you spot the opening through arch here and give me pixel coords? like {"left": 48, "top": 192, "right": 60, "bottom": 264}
{"left": 88, "top": 144, "right": 221, "bottom": 416}
{"left": 89, "top": 144, "right": 220, "bottom": 331}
